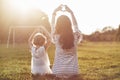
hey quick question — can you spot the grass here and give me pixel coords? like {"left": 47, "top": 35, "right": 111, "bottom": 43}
{"left": 0, "top": 42, "right": 120, "bottom": 80}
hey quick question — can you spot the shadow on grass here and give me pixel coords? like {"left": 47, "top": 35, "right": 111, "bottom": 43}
{"left": 31, "top": 74, "right": 84, "bottom": 80}
{"left": 0, "top": 73, "right": 84, "bottom": 80}
{"left": 0, "top": 73, "right": 31, "bottom": 80}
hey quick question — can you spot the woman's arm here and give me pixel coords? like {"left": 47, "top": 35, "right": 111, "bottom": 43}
{"left": 51, "top": 13, "right": 56, "bottom": 33}
{"left": 51, "top": 4, "right": 62, "bottom": 32}
{"left": 51, "top": 5, "right": 63, "bottom": 43}
{"left": 65, "top": 5, "right": 79, "bottom": 31}
{"left": 66, "top": 5, "right": 83, "bottom": 43}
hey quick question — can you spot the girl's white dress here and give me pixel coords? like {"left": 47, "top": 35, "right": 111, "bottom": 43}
{"left": 31, "top": 46, "right": 52, "bottom": 75}
{"left": 52, "top": 32, "right": 81, "bottom": 78}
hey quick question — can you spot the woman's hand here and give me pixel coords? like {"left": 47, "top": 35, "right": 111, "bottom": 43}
{"left": 53, "top": 4, "right": 63, "bottom": 15}
{"left": 65, "top": 5, "right": 73, "bottom": 14}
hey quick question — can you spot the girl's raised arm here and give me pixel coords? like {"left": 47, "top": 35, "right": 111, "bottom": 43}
{"left": 28, "top": 29, "right": 40, "bottom": 48}
{"left": 39, "top": 26, "right": 51, "bottom": 50}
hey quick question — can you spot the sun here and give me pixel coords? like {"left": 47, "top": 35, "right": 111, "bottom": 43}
{"left": 4, "top": 0, "right": 59, "bottom": 22}
{"left": 3, "top": 0, "right": 72, "bottom": 27}
{"left": 7, "top": 0, "right": 56, "bottom": 16}
{"left": 7, "top": 0, "right": 70, "bottom": 19}
{"left": 8, "top": 0, "right": 31, "bottom": 15}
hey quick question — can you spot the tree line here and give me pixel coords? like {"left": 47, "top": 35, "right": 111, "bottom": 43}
{"left": 83, "top": 25, "right": 120, "bottom": 42}
{"left": 0, "top": 25, "right": 120, "bottom": 44}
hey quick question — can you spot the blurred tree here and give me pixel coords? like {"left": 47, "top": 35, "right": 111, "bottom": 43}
{"left": 102, "top": 26, "right": 113, "bottom": 33}
{"left": 84, "top": 26, "right": 117, "bottom": 42}
{"left": 116, "top": 25, "right": 120, "bottom": 41}
{"left": 0, "top": 1, "right": 51, "bottom": 43}
{"left": 0, "top": 0, "right": 4, "bottom": 43}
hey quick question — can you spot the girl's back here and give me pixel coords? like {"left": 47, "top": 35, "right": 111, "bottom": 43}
{"left": 28, "top": 28, "right": 52, "bottom": 75}
{"left": 31, "top": 46, "right": 52, "bottom": 75}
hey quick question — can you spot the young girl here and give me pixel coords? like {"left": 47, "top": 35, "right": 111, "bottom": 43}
{"left": 51, "top": 5, "right": 82, "bottom": 79}
{"left": 28, "top": 27, "right": 52, "bottom": 76}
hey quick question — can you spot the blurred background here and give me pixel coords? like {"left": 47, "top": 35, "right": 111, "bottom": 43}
{"left": 0, "top": 0, "right": 120, "bottom": 45}
{"left": 0, "top": 0, "right": 51, "bottom": 44}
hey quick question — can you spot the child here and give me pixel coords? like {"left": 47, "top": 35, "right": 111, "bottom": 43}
{"left": 28, "top": 27, "right": 52, "bottom": 77}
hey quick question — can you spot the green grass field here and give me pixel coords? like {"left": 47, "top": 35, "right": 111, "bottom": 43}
{"left": 0, "top": 42, "right": 120, "bottom": 80}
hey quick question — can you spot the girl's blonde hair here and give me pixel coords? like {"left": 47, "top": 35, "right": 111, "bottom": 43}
{"left": 32, "top": 33, "right": 46, "bottom": 47}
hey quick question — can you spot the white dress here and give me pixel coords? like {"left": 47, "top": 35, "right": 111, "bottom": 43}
{"left": 31, "top": 46, "right": 52, "bottom": 75}
{"left": 52, "top": 32, "right": 81, "bottom": 78}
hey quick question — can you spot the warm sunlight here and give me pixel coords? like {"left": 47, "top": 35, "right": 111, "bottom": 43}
{"left": 3, "top": 0, "right": 71, "bottom": 27}
{"left": 7, "top": 0, "right": 57, "bottom": 16}
{"left": 2, "top": 0, "right": 120, "bottom": 34}
{"left": 2, "top": 0, "right": 56, "bottom": 27}
{"left": 2, "top": 0, "right": 46, "bottom": 18}
{"left": 9, "top": 0, "right": 31, "bottom": 15}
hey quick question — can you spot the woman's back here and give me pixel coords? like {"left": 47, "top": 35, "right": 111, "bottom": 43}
{"left": 52, "top": 34, "right": 80, "bottom": 78}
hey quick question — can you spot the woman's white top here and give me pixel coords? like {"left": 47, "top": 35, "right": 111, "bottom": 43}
{"left": 31, "top": 46, "right": 52, "bottom": 75}
{"left": 52, "top": 32, "right": 81, "bottom": 78}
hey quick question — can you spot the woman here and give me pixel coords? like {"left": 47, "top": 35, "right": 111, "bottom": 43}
{"left": 51, "top": 5, "right": 82, "bottom": 79}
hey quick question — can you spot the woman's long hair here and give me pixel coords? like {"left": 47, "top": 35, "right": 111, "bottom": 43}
{"left": 55, "top": 15, "right": 74, "bottom": 49}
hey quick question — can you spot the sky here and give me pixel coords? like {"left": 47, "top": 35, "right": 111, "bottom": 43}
{"left": 3, "top": 0, "right": 120, "bottom": 34}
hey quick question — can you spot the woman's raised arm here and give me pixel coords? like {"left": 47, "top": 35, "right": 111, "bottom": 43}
{"left": 65, "top": 5, "right": 79, "bottom": 31}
